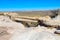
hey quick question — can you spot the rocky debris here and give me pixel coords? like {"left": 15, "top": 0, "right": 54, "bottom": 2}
{"left": 0, "top": 15, "right": 12, "bottom": 22}
{"left": 4, "top": 13, "right": 19, "bottom": 17}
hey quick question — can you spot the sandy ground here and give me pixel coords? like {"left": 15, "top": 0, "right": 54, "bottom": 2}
{"left": 0, "top": 27, "right": 11, "bottom": 40}
{"left": 0, "top": 26, "right": 60, "bottom": 40}
{"left": 9, "top": 26, "right": 60, "bottom": 40}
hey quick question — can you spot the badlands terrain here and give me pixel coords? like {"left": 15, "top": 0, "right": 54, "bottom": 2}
{"left": 0, "top": 9, "right": 60, "bottom": 40}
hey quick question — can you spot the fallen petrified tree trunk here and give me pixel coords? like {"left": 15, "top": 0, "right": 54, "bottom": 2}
{"left": 1, "top": 13, "right": 60, "bottom": 28}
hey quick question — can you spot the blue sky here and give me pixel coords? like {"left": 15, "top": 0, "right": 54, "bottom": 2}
{"left": 0, "top": 0, "right": 60, "bottom": 11}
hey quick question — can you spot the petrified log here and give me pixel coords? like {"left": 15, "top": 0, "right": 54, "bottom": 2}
{"left": 15, "top": 20, "right": 38, "bottom": 27}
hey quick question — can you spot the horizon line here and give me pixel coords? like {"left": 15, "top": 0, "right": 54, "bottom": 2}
{"left": 0, "top": 8, "right": 59, "bottom": 12}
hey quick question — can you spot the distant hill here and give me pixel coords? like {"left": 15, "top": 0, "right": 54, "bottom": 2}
{"left": 15, "top": 9, "right": 60, "bottom": 18}
{"left": 0, "top": 9, "right": 60, "bottom": 17}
